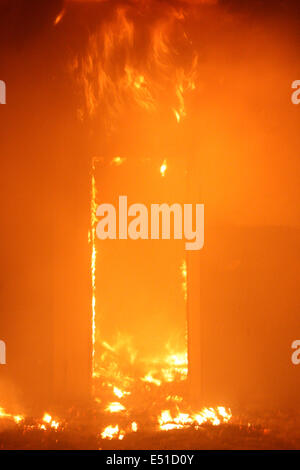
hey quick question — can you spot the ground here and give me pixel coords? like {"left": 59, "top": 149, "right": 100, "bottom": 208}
{"left": 0, "top": 409, "right": 300, "bottom": 450}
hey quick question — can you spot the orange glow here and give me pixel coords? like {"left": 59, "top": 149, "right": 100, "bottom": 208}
{"left": 131, "top": 421, "right": 138, "bottom": 432}
{"left": 105, "top": 402, "right": 126, "bottom": 413}
{"left": 73, "top": 5, "right": 197, "bottom": 125}
{"left": 0, "top": 407, "right": 24, "bottom": 424}
{"left": 2, "top": 0, "right": 300, "bottom": 452}
{"left": 160, "top": 159, "right": 167, "bottom": 177}
{"left": 42, "top": 413, "right": 52, "bottom": 424}
{"left": 54, "top": 8, "right": 66, "bottom": 26}
{"left": 101, "top": 424, "right": 120, "bottom": 440}
{"left": 141, "top": 373, "right": 162, "bottom": 387}
{"left": 91, "top": 158, "right": 98, "bottom": 377}
{"left": 158, "top": 406, "right": 232, "bottom": 431}
{"left": 113, "top": 386, "right": 130, "bottom": 399}
{"left": 111, "top": 156, "right": 126, "bottom": 166}
{"left": 180, "top": 260, "right": 187, "bottom": 301}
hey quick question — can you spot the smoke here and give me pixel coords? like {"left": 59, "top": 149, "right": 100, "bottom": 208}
{"left": 0, "top": 0, "right": 63, "bottom": 48}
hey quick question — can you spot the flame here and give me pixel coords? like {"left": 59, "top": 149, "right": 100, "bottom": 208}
{"left": 101, "top": 424, "right": 120, "bottom": 440}
{"left": 142, "top": 373, "right": 162, "bottom": 387}
{"left": 131, "top": 421, "right": 138, "bottom": 432}
{"left": 43, "top": 413, "right": 52, "bottom": 424}
{"left": 101, "top": 424, "right": 126, "bottom": 440}
{"left": 172, "top": 69, "right": 196, "bottom": 123}
{"left": 100, "top": 421, "right": 138, "bottom": 441}
{"left": 0, "top": 407, "right": 24, "bottom": 424}
{"left": 111, "top": 156, "right": 126, "bottom": 166}
{"left": 160, "top": 159, "right": 167, "bottom": 177}
{"left": 73, "top": 5, "right": 197, "bottom": 127}
{"left": 113, "top": 386, "right": 130, "bottom": 398}
{"left": 76, "top": 4, "right": 232, "bottom": 438}
{"left": 161, "top": 351, "right": 188, "bottom": 381}
{"left": 54, "top": 8, "right": 66, "bottom": 26}
{"left": 0, "top": 407, "right": 64, "bottom": 432}
{"left": 158, "top": 406, "right": 232, "bottom": 431}
{"left": 91, "top": 158, "right": 98, "bottom": 377}
{"left": 180, "top": 259, "right": 187, "bottom": 301}
{"left": 42, "top": 413, "right": 61, "bottom": 430}
{"left": 166, "top": 395, "right": 183, "bottom": 402}
{"left": 105, "top": 402, "right": 126, "bottom": 413}
{"left": 13, "top": 415, "right": 24, "bottom": 424}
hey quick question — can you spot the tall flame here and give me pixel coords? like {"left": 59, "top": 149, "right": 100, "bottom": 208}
{"left": 90, "top": 158, "right": 98, "bottom": 377}
{"left": 73, "top": 5, "right": 198, "bottom": 128}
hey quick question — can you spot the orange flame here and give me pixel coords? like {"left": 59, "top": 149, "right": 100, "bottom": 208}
{"left": 54, "top": 8, "right": 66, "bottom": 26}
{"left": 158, "top": 406, "right": 232, "bottom": 431}
{"left": 105, "top": 402, "right": 126, "bottom": 413}
{"left": 73, "top": 5, "right": 198, "bottom": 126}
{"left": 160, "top": 159, "right": 167, "bottom": 177}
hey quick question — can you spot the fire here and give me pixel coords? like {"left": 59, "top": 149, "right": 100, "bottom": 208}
{"left": 106, "top": 402, "right": 126, "bottom": 413}
{"left": 160, "top": 159, "right": 167, "bottom": 177}
{"left": 0, "top": 407, "right": 24, "bottom": 424}
{"left": 111, "top": 156, "right": 126, "bottom": 166}
{"left": 90, "top": 158, "right": 99, "bottom": 377}
{"left": 54, "top": 8, "right": 66, "bottom": 26}
{"left": 166, "top": 395, "right": 183, "bottom": 402}
{"left": 162, "top": 351, "right": 188, "bottom": 381}
{"left": 73, "top": 5, "right": 197, "bottom": 126}
{"left": 141, "top": 373, "right": 162, "bottom": 387}
{"left": 43, "top": 413, "right": 52, "bottom": 424}
{"left": 0, "top": 407, "right": 63, "bottom": 434}
{"left": 159, "top": 410, "right": 192, "bottom": 431}
{"left": 101, "top": 424, "right": 121, "bottom": 440}
{"left": 131, "top": 421, "right": 138, "bottom": 432}
{"left": 113, "top": 386, "right": 130, "bottom": 398}
{"left": 158, "top": 406, "right": 232, "bottom": 431}
{"left": 42, "top": 413, "right": 61, "bottom": 430}
{"left": 80, "top": 3, "right": 198, "bottom": 393}
{"left": 180, "top": 259, "right": 187, "bottom": 301}
{"left": 76, "top": 1, "right": 233, "bottom": 441}
{"left": 13, "top": 415, "right": 24, "bottom": 424}
{"left": 173, "top": 73, "right": 196, "bottom": 123}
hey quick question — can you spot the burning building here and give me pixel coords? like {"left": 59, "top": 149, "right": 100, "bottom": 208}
{"left": 0, "top": 0, "right": 299, "bottom": 449}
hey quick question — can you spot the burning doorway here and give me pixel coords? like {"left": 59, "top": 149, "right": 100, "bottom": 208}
{"left": 74, "top": 4, "right": 232, "bottom": 434}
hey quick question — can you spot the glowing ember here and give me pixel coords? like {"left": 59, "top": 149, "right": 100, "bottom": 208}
{"left": 160, "top": 159, "right": 167, "bottom": 177}
{"left": 101, "top": 424, "right": 120, "bottom": 440}
{"left": 141, "top": 373, "right": 161, "bottom": 387}
{"left": 43, "top": 413, "right": 52, "bottom": 424}
{"left": 113, "top": 386, "right": 130, "bottom": 399}
{"left": 158, "top": 406, "right": 232, "bottom": 431}
{"left": 111, "top": 156, "right": 126, "bottom": 166}
{"left": 0, "top": 407, "right": 24, "bottom": 424}
{"left": 180, "top": 259, "right": 187, "bottom": 301}
{"left": 166, "top": 395, "right": 183, "bottom": 403}
{"left": 131, "top": 421, "right": 138, "bottom": 432}
{"left": 106, "top": 402, "right": 126, "bottom": 413}
{"left": 0, "top": 406, "right": 64, "bottom": 434}
{"left": 54, "top": 8, "right": 66, "bottom": 26}
{"left": 42, "top": 413, "right": 61, "bottom": 430}
{"left": 13, "top": 415, "right": 24, "bottom": 424}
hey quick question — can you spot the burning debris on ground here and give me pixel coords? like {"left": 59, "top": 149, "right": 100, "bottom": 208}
{"left": 0, "top": 403, "right": 300, "bottom": 450}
